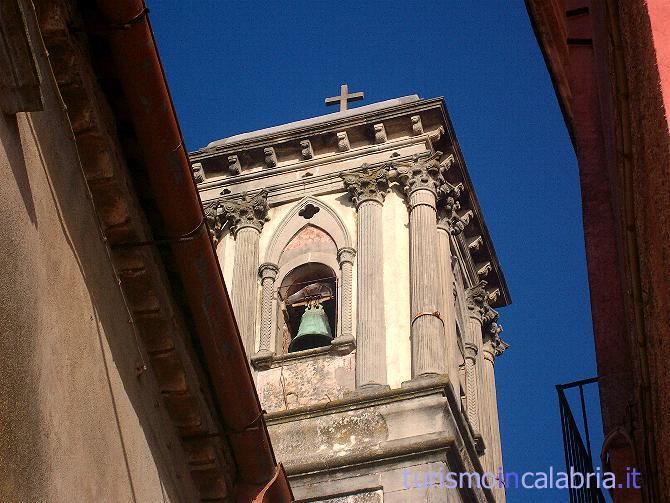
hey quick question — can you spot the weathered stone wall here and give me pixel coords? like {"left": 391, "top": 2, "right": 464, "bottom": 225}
{"left": 0, "top": 9, "right": 196, "bottom": 502}
{"left": 267, "top": 382, "right": 478, "bottom": 502}
{"left": 257, "top": 352, "right": 356, "bottom": 412}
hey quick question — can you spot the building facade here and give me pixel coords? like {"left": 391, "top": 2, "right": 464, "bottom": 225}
{"left": 526, "top": 2, "right": 670, "bottom": 501}
{"left": 1, "top": 0, "right": 291, "bottom": 501}
{"left": 193, "top": 95, "right": 511, "bottom": 502}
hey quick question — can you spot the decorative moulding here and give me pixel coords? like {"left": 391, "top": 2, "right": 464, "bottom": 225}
{"left": 250, "top": 337, "right": 356, "bottom": 371}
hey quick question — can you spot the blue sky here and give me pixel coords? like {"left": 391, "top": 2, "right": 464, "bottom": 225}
{"left": 146, "top": 1, "right": 602, "bottom": 501}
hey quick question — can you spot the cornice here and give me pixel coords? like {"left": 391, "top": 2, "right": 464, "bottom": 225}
{"left": 190, "top": 97, "right": 446, "bottom": 157}
{"left": 195, "top": 132, "right": 435, "bottom": 193}
{"left": 433, "top": 100, "right": 511, "bottom": 307}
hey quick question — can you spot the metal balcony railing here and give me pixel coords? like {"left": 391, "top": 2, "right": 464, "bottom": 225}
{"left": 556, "top": 377, "right": 606, "bottom": 503}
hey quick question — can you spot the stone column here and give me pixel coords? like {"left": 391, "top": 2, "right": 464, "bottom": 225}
{"left": 465, "top": 282, "right": 488, "bottom": 440}
{"left": 341, "top": 167, "right": 388, "bottom": 388}
{"left": 397, "top": 155, "right": 446, "bottom": 378}
{"left": 482, "top": 315, "right": 508, "bottom": 497}
{"left": 437, "top": 216, "right": 458, "bottom": 392}
{"left": 336, "top": 247, "right": 356, "bottom": 344}
{"left": 257, "top": 262, "right": 279, "bottom": 358}
{"left": 437, "top": 177, "right": 464, "bottom": 391}
{"left": 220, "top": 191, "right": 269, "bottom": 355}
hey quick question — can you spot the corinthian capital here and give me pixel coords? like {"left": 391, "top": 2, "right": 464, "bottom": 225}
{"left": 395, "top": 152, "right": 442, "bottom": 198}
{"left": 437, "top": 180, "right": 467, "bottom": 235}
{"left": 341, "top": 165, "right": 390, "bottom": 206}
{"left": 220, "top": 190, "right": 270, "bottom": 235}
{"left": 467, "top": 281, "right": 508, "bottom": 355}
{"left": 465, "top": 280, "right": 489, "bottom": 316}
{"left": 204, "top": 201, "right": 225, "bottom": 244}
{"left": 484, "top": 332, "right": 509, "bottom": 359}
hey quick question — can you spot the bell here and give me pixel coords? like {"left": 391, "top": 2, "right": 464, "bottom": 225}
{"left": 288, "top": 304, "right": 333, "bottom": 352}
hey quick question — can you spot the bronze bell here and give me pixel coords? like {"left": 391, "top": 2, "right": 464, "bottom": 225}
{"left": 288, "top": 303, "right": 333, "bottom": 352}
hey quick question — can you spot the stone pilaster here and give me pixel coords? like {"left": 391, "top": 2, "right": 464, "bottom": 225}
{"left": 336, "top": 247, "right": 356, "bottom": 346}
{"left": 341, "top": 167, "right": 388, "bottom": 388}
{"left": 256, "top": 262, "right": 279, "bottom": 360}
{"left": 220, "top": 191, "right": 269, "bottom": 355}
{"left": 397, "top": 154, "right": 447, "bottom": 378}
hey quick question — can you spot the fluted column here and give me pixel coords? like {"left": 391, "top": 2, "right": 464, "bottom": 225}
{"left": 257, "top": 262, "right": 279, "bottom": 355}
{"left": 336, "top": 247, "right": 356, "bottom": 341}
{"left": 437, "top": 175, "right": 465, "bottom": 391}
{"left": 465, "top": 282, "right": 488, "bottom": 439}
{"left": 397, "top": 155, "right": 446, "bottom": 378}
{"left": 482, "top": 314, "right": 508, "bottom": 500}
{"left": 437, "top": 218, "right": 458, "bottom": 392}
{"left": 341, "top": 167, "right": 388, "bottom": 388}
{"left": 220, "top": 191, "right": 269, "bottom": 355}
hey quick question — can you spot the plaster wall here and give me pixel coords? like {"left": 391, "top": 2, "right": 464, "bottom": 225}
{"left": 0, "top": 35, "right": 196, "bottom": 503}
{"left": 381, "top": 190, "right": 411, "bottom": 388}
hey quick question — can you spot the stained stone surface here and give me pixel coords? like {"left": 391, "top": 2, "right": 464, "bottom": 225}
{"left": 256, "top": 352, "right": 356, "bottom": 413}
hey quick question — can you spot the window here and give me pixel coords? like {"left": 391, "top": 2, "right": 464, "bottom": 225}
{"left": 277, "top": 263, "right": 337, "bottom": 353}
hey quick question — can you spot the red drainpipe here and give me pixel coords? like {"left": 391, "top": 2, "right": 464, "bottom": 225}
{"left": 92, "top": 1, "right": 292, "bottom": 501}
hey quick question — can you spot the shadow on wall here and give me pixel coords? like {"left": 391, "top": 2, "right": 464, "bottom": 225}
{"left": 0, "top": 66, "right": 194, "bottom": 502}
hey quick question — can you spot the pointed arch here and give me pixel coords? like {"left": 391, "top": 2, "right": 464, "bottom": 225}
{"left": 265, "top": 196, "right": 352, "bottom": 265}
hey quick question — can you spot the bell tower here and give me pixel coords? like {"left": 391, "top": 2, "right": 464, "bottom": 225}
{"left": 191, "top": 91, "right": 510, "bottom": 502}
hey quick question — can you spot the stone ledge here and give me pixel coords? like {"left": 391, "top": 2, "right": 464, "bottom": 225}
{"left": 265, "top": 375, "right": 452, "bottom": 424}
{"left": 251, "top": 336, "right": 356, "bottom": 371}
{"left": 284, "top": 431, "right": 455, "bottom": 476}
{"left": 267, "top": 376, "right": 493, "bottom": 503}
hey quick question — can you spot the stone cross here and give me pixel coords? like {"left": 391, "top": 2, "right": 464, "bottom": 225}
{"left": 325, "top": 84, "right": 364, "bottom": 112}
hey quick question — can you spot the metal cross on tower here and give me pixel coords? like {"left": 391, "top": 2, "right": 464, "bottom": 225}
{"left": 325, "top": 84, "right": 364, "bottom": 112}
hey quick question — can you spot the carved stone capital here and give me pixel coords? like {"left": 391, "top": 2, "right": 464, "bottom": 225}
{"left": 220, "top": 190, "right": 270, "bottom": 235}
{"left": 467, "top": 280, "right": 508, "bottom": 355}
{"left": 482, "top": 303, "right": 499, "bottom": 326}
{"left": 259, "top": 262, "right": 279, "bottom": 280}
{"left": 341, "top": 165, "right": 390, "bottom": 206}
{"left": 437, "top": 178, "right": 469, "bottom": 235}
{"left": 465, "top": 280, "right": 489, "bottom": 317}
{"left": 337, "top": 246, "right": 356, "bottom": 266}
{"left": 396, "top": 153, "right": 441, "bottom": 199}
{"left": 483, "top": 333, "right": 509, "bottom": 360}
{"left": 204, "top": 201, "right": 226, "bottom": 245}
